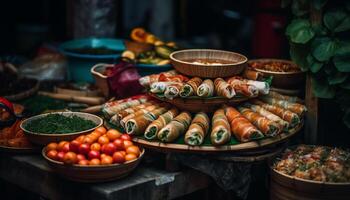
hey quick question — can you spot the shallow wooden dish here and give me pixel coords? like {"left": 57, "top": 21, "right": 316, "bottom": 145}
{"left": 21, "top": 112, "right": 103, "bottom": 146}
{"left": 149, "top": 93, "right": 253, "bottom": 113}
{"left": 42, "top": 147, "right": 145, "bottom": 183}
{"left": 170, "top": 49, "right": 247, "bottom": 78}
{"left": 248, "top": 59, "right": 305, "bottom": 89}
{"left": 132, "top": 123, "right": 302, "bottom": 153}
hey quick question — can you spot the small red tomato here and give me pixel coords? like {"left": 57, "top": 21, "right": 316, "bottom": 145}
{"left": 106, "top": 129, "right": 121, "bottom": 141}
{"left": 77, "top": 154, "right": 86, "bottom": 161}
{"left": 69, "top": 140, "right": 81, "bottom": 153}
{"left": 78, "top": 160, "right": 89, "bottom": 166}
{"left": 125, "top": 153, "right": 137, "bottom": 161}
{"left": 119, "top": 150, "right": 126, "bottom": 157}
{"left": 76, "top": 135, "right": 86, "bottom": 143}
{"left": 95, "top": 126, "right": 107, "bottom": 134}
{"left": 101, "top": 155, "right": 114, "bottom": 165}
{"left": 102, "top": 143, "right": 117, "bottom": 155}
{"left": 61, "top": 143, "right": 70, "bottom": 153}
{"left": 113, "top": 139, "right": 124, "bottom": 150}
{"left": 63, "top": 152, "right": 78, "bottom": 165}
{"left": 98, "top": 136, "right": 110, "bottom": 145}
{"left": 46, "top": 150, "right": 58, "bottom": 160}
{"left": 90, "top": 143, "right": 101, "bottom": 151}
{"left": 78, "top": 143, "right": 90, "bottom": 155}
{"left": 46, "top": 143, "right": 58, "bottom": 151}
{"left": 89, "top": 158, "right": 101, "bottom": 166}
{"left": 57, "top": 141, "right": 69, "bottom": 151}
{"left": 126, "top": 146, "right": 140, "bottom": 157}
{"left": 57, "top": 151, "right": 66, "bottom": 162}
{"left": 123, "top": 140, "right": 133, "bottom": 149}
{"left": 88, "top": 150, "right": 100, "bottom": 159}
{"left": 121, "top": 134, "right": 131, "bottom": 141}
{"left": 113, "top": 151, "right": 125, "bottom": 164}
{"left": 100, "top": 153, "right": 108, "bottom": 159}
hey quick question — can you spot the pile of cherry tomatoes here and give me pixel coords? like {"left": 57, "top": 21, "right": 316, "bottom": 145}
{"left": 45, "top": 127, "right": 142, "bottom": 166}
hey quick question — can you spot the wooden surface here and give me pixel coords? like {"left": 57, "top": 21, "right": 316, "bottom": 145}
{"left": 304, "top": 74, "right": 318, "bottom": 144}
{"left": 0, "top": 153, "right": 210, "bottom": 200}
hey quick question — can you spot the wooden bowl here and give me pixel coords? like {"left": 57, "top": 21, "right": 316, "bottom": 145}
{"left": 42, "top": 147, "right": 145, "bottom": 183}
{"left": 21, "top": 112, "right": 103, "bottom": 146}
{"left": 248, "top": 59, "right": 305, "bottom": 89}
{"left": 170, "top": 49, "right": 247, "bottom": 78}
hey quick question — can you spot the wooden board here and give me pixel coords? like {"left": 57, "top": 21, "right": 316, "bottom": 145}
{"left": 132, "top": 123, "right": 302, "bottom": 153}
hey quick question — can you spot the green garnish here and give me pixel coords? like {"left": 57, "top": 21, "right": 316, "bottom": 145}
{"left": 145, "top": 127, "right": 157, "bottom": 139}
{"left": 25, "top": 114, "right": 96, "bottom": 134}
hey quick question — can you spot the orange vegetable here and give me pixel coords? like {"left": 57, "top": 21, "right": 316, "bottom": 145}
{"left": 130, "top": 28, "right": 147, "bottom": 43}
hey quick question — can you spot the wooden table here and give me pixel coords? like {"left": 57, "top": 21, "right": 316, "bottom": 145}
{"left": 0, "top": 153, "right": 211, "bottom": 200}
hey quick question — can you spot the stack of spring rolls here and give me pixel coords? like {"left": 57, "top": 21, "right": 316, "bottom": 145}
{"left": 139, "top": 71, "right": 270, "bottom": 100}
{"left": 104, "top": 91, "right": 306, "bottom": 146}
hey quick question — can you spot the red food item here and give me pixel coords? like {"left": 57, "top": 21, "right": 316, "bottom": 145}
{"left": 120, "top": 134, "right": 131, "bottom": 141}
{"left": 46, "top": 150, "right": 58, "bottom": 160}
{"left": 61, "top": 143, "right": 70, "bottom": 153}
{"left": 77, "top": 154, "right": 87, "bottom": 161}
{"left": 125, "top": 153, "right": 137, "bottom": 161}
{"left": 69, "top": 140, "right": 81, "bottom": 153}
{"left": 78, "top": 143, "right": 90, "bottom": 155}
{"left": 101, "top": 155, "right": 114, "bottom": 165}
{"left": 78, "top": 160, "right": 89, "bottom": 166}
{"left": 63, "top": 152, "right": 78, "bottom": 165}
{"left": 89, "top": 158, "right": 101, "bottom": 166}
{"left": 46, "top": 143, "right": 58, "bottom": 151}
{"left": 102, "top": 143, "right": 117, "bottom": 155}
{"left": 106, "top": 129, "right": 121, "bottom": 141}
{"left": 88, "top": 150, "right": 100, "bottom": 159}
{"left": 107, "top": 61, "right": 143, "bottom": 99}
{"left": 57, "top": 151, "right": 65, "bottom": 162}
{"left": 57, "top": 141, "right": 69, "bottom": 151}
{"left": 126, "top": 146, "right": 140, "bottom": 157}
{"left": 113, "top": 151, "right": 126, "bottom": 164}
{"left": 113, "top": 139, "right": 124, "bottom": 150}
{"left": 98, "top": 136, "right": 110, "bottom": 145}
{"left": 90, "top": 143, "right": 101, "bottom": 151}
{"left": 123, "top": 140, "right": 133, "bottom": 149}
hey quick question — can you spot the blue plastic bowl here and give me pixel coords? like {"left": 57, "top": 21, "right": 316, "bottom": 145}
{"left": 59, "top": 38, "right": 125, "bottom": 82}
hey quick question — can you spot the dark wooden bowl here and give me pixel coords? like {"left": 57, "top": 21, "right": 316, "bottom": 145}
{"left": 21, "top": 112, "right": 103, "bottom": 146}
{"left": 248, "top": 59, "right": 305, "bottom": 89}
{"left": 42, "top": 147, "right": 145, "bottom": 183}
{"left": 170, "top": 49, "right": 248, "bottom": 78}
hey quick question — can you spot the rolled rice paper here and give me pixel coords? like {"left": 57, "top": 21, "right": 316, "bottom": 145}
{"left": 150, "top": 82, "right": 177, "bottom": 94}
{"left": 109, "top": 102, "right": 153, "bottom": 126}
{"left": 102, "top": 98, "right": 148, "bottom": 118}
{"left": 226, "top": 77, "right": 258, "bottom": 97}
{"left": 120, "top": 105, "right": 159, "bottom": 128}
{"left": 214, "top": 78, "right": 236, "bottom": 98}
{"left": 260, "top": 96, "right": 307, "bottom": 116}
{"left": 224, "top": 106, "right": 264, "bottom": 142}
{"left": 246, "top": 80, "right": 270, "bottom": 95}
{"left": 184, "top": 112, "right": 210, "bottom": 146}
{"left": 164, "top": 82, "right": 184, "bottom": 99}
{"left": 266, "top": 91, "right": 301, "bottom": 103}
{"left": 144, "top": 108, "right": 179, "bottom": 140}
{"left": 210, "top": 109, "right": 231, "bottom": 145}
{"left": 179, "top": 77, "right": 202, "bottom": 97}
{"left": 139, "top": 70, "right": 178, "bottom": 87}
{"left": 159, "top": 74, "right": 189, "bottom": 82}
{"left": 197, "top": 79, "right": 215, "bottom": 97}
{"left": 157, "top": 112, "right": 192, "bottom": 142}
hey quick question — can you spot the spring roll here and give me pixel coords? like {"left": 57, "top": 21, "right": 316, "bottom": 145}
{"left": 210, "top": 109, "right": 231, "bottom": 145}
{"left": 251, "top": 99, "right": 300, "bottom": 128}
{"left": 260, "top": 96, "right": 307, "bottom": 116}
{"left": 102, "top": 98, "right": 148, "bottom": 118}
{"left": 164, "top": 82, "right": 184, "bottom": 99}
{"left": 157, "top": 112, "right": 192, "bottom": 142}
{"left": 237, "top": 106, "right": 281, "bottom": 137}
{"left": 243, "top": 103, "right": 289, "bottom": 131}
{"left": 179, "top": 77, "right": 203, "bottom": 97}
{"left": 246, "top": 80, "right": 270, "bottom": 95}
{"left": 144, "top": 108, "right": 179, "bottom": 140}
{"left": 150, "top": 82, "right": 177, "bottom": 94}
{"left": 224, "top": 106, "right": 264, "bottom": 142}
{"left": 139, "top": 70, "right": 178, "bottom": 87}
{"left": 125, "top": 107, "right": 167, "bottom": 135}
{"left": 226, "top": 77, "right": 258, "bottom": 97}
{"left": 159, "top": 74, "right": 189, "bottom": 82}
{"left": 120, "top": 105, "right": 159, "bottom": 128}
{"left": 184, "top": 112, "right": 210, "bottom": 146}
{"left": 197, "top": 79, "right": 215, "bottom": 97}
{"left": 109, "top": 102, "right": 154, "bottom": 126}
{"left": 265, "top": 91, "right": 301, "bottom": 103}
{"left": 214, "top": 78, "right": 236, "bottom": 98}
{"left": 242, "top": 67, "right": 264, "bottom": 80}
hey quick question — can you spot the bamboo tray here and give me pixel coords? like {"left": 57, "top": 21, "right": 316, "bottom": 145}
{"left": 149, "top": 93, "right": 254, "bottom": 113}
{"left": 132, "top": 123, "right": 303, "bottom": 153}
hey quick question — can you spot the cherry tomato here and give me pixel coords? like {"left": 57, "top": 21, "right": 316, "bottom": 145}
{"left": 113, "top": 151, "right": 125, "bottom": 164}
{"left": 57, "top": 151, "right": 65, "bottom": 161}
{"left": 61, "top": 143, "right": 70, "bottom": 153}
{"left": 88, "top": 150, "right": 100, "bottom": 159}
{"left": 126, "top": 146, "right": 140, "bottom": 157}
{"left": 78, "top": 143, "right": 90, "bottom": 155}
{"left": 83, "top": 136, "right": 95, "bottom": 144}
{"left": 77, "top": 154, "right": 86, "bottom": 161}
{"left": 125, "top": 153, "right": 137, "bottom": 162}
{"left": 46, "top": 143, "right": 58, "bottom": 151}
{"left": 95, "top": 126, "right": 107, "bottom": 134}
{"left": 90, "top": 143, "right": 101, "bottom": 151}
{"left": 76, "top": 135, "right": 86, "bottom": 143}
{"left": 90, "top": 131, "right": 102, "bottom": 139}
{"left": 89, "top": 158, "right": 101, "bottom": 166}
{"left": 121, "top": 134, "right": 131, "bottom": 141}
{"left": 123, "top": 140, "right": 133, "bottom": 149}
{"left": 102, "top": 143, "right": 117, "bottom": 155}
{"left": 101, "top": 155, "right": 113, "bottom": 165}
{"left": 46, "top": 150, "right": 58, "bottom": 160}
{"left": 113, "top": 139, "right": 124, "bottom": 150}
{"left": 98, "top": 136, "right": 110, "bottom": 145}
{"left": 119, "top": 151, "right": 126, "bottom": 157}
{"left": 106, "top": 129, "right": 121, "bottom": 141}
{"left": 63, "top": 152, "right": 78, "bottom": 165}
{"left": 69, "top": 140, "right": 81, "bottom": 153}
{"left": 57, "top": 141, "right": 69, "bottom": 151}
{"left": 100, "top": 153, "right": 108, "bottom": 159}
{"left": 78, "top": 160, "right": 89, "bottom": 166}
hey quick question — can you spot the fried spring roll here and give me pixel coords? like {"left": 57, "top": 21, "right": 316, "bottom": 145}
{"left": 144, "top": 108, "right": 179, "bottom": 140}
{"left": 226, "top": 77, "right": 258, "bottom": 97}
{"left": 184, "top": 112, "right": 210, "bottom": 146}
{"left": 164, "top": 82, "right": 184, "bottom": 99}
{"left": 260, "top": 96, "right": 307, "bottom": 116}
{"left": 179, "top": 77, "right": 203, "bottom": 97}
{"left": 210, "top": 109, "right": 231, "bottom": 145}
{"left": 139, "top": 70, "right": 178, "bottom": 87}
{"left": 120, "top": 105, "right": 159, "bottom": 128}
{"left": 197, "top": 79, "right": 215, "bottom": 97}
{"left": 109, "top": 102, "right": 154, "bottom": 126}
{"left": 157, "top": 112, "right": 192, "bottom": 142}
{"left": 214, "top": 78, "right": 236, "bottom": 98}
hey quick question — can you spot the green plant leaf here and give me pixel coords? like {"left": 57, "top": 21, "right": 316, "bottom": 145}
{"left": 292, "top": 0, "right": 309, "bottom": 16}
{"left": 324, "top": 10, "right": 350, "bottom": 32}
{"left": 333, "top": 54, "right": 350, "bottom": 72}
{"left": 311, "top": 76, "right": 336, "bottom": 98}
{"left": 312, "top": 37, "right": 338, "bottom": 62}
{"left": 289, "top": 42, "right": 310, "bottom": 71}
{"left": 313, "top": 0, "right": 327, "bottom": 10}
{"left": 327, "top": 70, "right": 348, "bottom": 85}
{"left": 313, "top": 25, "right": 328, "bottom": 36}
{"left": 286, "top": 19, "right": 315, "bottom": 44}
{"left": 307, "top": 54, "right": 323, "bottom": 73}
{"left": 335, "top": 41, "right": 350, "bottom": 55}
{"left": 281, "top": 0, "right": 292, "bottom": 8}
